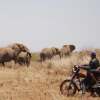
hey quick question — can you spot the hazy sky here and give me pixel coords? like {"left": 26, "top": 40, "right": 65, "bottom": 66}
{"left": 0, "top": 0, "right": 100, "bottom": 51}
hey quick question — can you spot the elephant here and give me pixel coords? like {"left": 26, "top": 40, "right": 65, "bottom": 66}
{"left": 0, "top": 43, "right": 31, "bottom": 66}
{"left": 9, "top": 43, "right": 31, "bottom": 64}
{"left": 16, "top": 51, "right": 32, "bottom": 67}
{"left": 0, "top": 45, "right": 26, "bottom": 66}
{"left": 40, "top": 48, "right": 52, "bottom": 61}
{"left": 40, "top": 47, "right": 61, "bottom": 61}
{"left": 60, "top": 44, "right": 75, "bottom": 57}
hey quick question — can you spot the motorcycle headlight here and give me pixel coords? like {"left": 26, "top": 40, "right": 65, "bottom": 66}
{"left": 72, "top": 65, "right": 79, "bottom": 72}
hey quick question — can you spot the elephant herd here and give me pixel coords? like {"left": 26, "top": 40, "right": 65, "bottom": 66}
{"left": 0, "top": 43, "right": 75, "bottom": 66}
{"left": 40, "top": 44, "right": 75, "bottom": 61}
{"left": 0, "top": 43, "right": 31, "bottom": 67}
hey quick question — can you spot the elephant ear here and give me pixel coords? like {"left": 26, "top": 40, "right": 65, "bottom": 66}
{"left": 11, "top": 44, "right": 20, "bottom": 53}
{"left": 69, "top": 45, "right": 75, "bottom": 52}
{"left": 55, "top": 48, "right": 60, "bottom": 53}
{"left": 14, "top": 43, "right": 30, "bottom": 52}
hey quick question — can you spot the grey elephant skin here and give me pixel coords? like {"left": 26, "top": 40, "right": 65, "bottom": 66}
{"left": 0, "top": 43, "right": 31, "bottom": 66}
{"left": 16, "top": 51, "right": 32, "bottom": 67}
{"left": 60, "top": 45, "right": 75, "bottom": 57}
{"left": 0, "top": 46, "right": 22, "bottom": 65}
{"left": 40, "top": 47, "right": 61, "bottom": 61}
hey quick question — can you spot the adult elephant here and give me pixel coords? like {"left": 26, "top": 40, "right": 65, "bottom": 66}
{"left": 60, "top": 44, "right": 75, "bottom": 57}
{"left": 9, "top": 43, "right": 31, "bottom": 64}
{"left": 0, "top": 44, "right": 27, "bottom": 66}
{"left": 40, "top": 47, "right": 61, "bottom": 61}
{"left": 40, "top": 48, "right": 52, "bottom": 61}
{"left": 16, "top": 51, "right": 32, "bottom": 67}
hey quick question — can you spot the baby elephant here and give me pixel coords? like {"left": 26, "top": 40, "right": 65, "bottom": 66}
{"left": 16, "top": 51, "right": 31, "bottom": 67}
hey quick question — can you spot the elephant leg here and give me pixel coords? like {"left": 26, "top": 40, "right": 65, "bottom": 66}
{"left": 42, "top": 56, "right": 45, "bottom": 61}
{"left": 14, "top": 60, "right": 17, "bottom": 64}
{"left": 41, "top": 56, "right": 43, "bottom": 62}
{"left": 60, "top": 52, "right": 63, "bottom": 58}
{"left": 19, "top": 60, "right": 23, "bottom": 65}
{"left": 40, "top": 53, "right": 45, "bottom": 62}
{"left": 14, "top": 58, "right": 17, "bottom": 65}
{"left": 43, "top": 54, "right": 47, "bottom": 61}
{"left": 2, "top": 62, "right": 5, "bottom": 66}
{"left": 47, "top": 55, "right": 50, "bottom": 60}
{"left": 59, "top": 54, "right": 62, "bottom": 59}
{"left": 26, "top": 62, "right": 29, "bottom": 67}
{"left": 65, "top": 53, "right": 67, "bottom": 57}
{"left": 24, "top": 59, "right": 27, "bottom": 66}
{"left": 26, "top": 60, "right": 30, "bottom": 67}
{"left": 21, "top": 59, "right": 25, "bottom": 66}
{"left": 49, "top": 55, "right": 52, "bottom": 61}
{"left": 65, "top": 53, "right": 69, "bottom": 57}
{"left": 27, "top": 56, "right": 31, "bottom": 67}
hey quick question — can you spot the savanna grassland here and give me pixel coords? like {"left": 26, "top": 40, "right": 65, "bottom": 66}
{"left": 0, "top": 49, "right": 100, "bottom": 100}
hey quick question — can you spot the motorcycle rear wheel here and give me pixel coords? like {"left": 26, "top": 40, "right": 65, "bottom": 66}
{"left": 60, "top": 80, "right": 77, "bottom": 96}
{"left": 94, "top": 88, "right": 100, "bottom": 97}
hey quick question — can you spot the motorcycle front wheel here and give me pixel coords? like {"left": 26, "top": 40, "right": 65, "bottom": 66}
{"left": 60, "top": 79, "right": 77, "bottom": 96}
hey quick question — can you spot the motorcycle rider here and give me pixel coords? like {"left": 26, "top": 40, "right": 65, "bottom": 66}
{"left": 81, "top": 51, "right": 100, "bottom": 94}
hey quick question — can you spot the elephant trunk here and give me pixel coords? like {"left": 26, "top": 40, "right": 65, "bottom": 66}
{"left": 70, "top": 45, "right": 75, "bottom": 52}
{"left": 27, "top": 52, "right": 32, "bottom": 58}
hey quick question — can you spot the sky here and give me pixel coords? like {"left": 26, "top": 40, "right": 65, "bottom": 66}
{"left": 0, "top": 0, "right": 100, "bottom": 52}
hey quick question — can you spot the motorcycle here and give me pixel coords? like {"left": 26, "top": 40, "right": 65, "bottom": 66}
{"left": 60, "top": 65, "right": 100, "bottom": 96}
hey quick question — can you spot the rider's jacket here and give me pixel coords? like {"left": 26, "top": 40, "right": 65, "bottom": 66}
{"left": 89, "top": 58, "right": 100, "bottom": 70}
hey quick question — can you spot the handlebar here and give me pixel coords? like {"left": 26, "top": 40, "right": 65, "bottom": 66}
{"left": 73, "top": 65, "right": 90, "bottom": 71}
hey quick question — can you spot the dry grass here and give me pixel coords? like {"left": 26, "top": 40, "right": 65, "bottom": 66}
{"left": 0, "top": 49, "right": 100, "bottom": 100}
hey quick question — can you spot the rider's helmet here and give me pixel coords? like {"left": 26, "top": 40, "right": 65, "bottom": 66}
{"left": 90, "top": 51, "right": 96, "bottom": 58}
